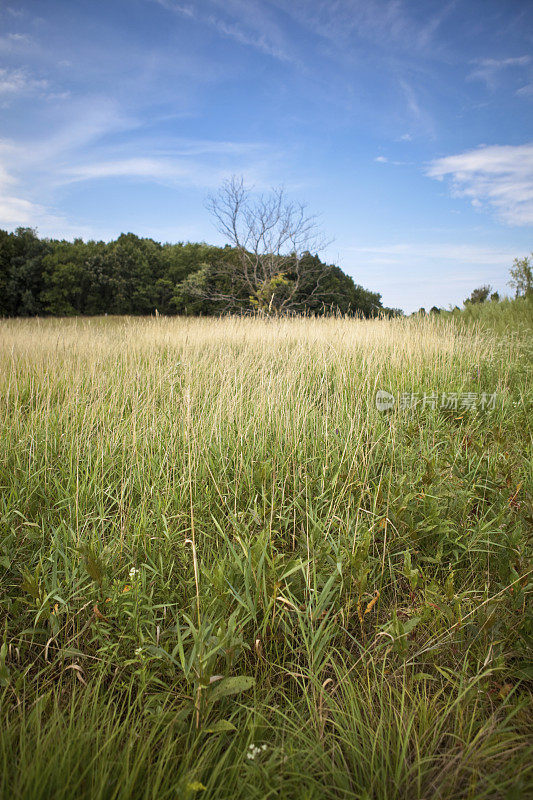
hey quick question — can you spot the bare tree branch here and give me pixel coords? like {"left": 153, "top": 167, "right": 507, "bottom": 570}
{"left": 203, "top": 176, "right": 332, "bottom": 315}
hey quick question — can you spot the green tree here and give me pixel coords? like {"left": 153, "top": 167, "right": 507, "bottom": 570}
{"left": 465, "top": 285, "right": 491, "bottom": 305}
{"left": 41, "top": 261, "right": 85, "bottom": 315}
{"left": 6, "top": 227, "right": 49, "bottom": 316}
{"left": 103, "top": 234, "right": 161, "bottom": 314}
{"left": 0, "top": 229, "right": 13, "bottom": 317}
{"left": 509, "top": 254, "right": 533, "bottom": 298}
{"left": 40, "top": 238, "right": 92, "bottom": 315}
{"left": 0, "top": 227, "right": 391, "bottom": 319}
{"left": 173, "top": 264, "right": 217, "bottom": 315}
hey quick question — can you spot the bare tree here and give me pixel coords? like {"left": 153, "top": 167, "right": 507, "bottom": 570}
{"left": 201, "top": 176, "right": 331, "bottom": 314}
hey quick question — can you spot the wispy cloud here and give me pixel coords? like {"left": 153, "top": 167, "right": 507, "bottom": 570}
{"left": 0, "top": 100, "right": 135, "bottom": 229}
{"left": 341, "top": 241, "right": 519, "bottom": 311}
{"left": 61, "top": 139, "right": 273, "bottom": 188}
{"left": 0, "top": 194, "right": 61, "bottom": 227}
{"left": 272, "top": 0, "right": 455, "bottom": 56}
{"left": 398, "top": 79, "right": 435, "bottom": 136}
{"left": 0, "top": 31, "right": 34, "bottom": 53}
{"left": 427, "top": 143, "right": 533, "bottom": 226}
{"left": 154, "top": 0, "right": 297, "bottom": 63}
{"left": 266, "top": 1, "right": 446, "bottom": 133}
{"left": 468, "top": 55, "right": 531, "bottom": 89}
{"left": 0, "top": 96, "right": 280, "bottom": 231}
{"left": 416, "top": 0, "right": 458, "bottom": 49}
{"left": 347, "top": 242, "right": 519, "bottom": 266}
{"left": 0, "top": 154, "right": 65, "bottom": 228}
{"left": 0, "top": 67, "right": 48, "bottom": 95}
{"left": 373, "top": 155, "right": 409, "bottom": 166}
{"left": 516, "top": 82, "right": 533, "bottom": 96}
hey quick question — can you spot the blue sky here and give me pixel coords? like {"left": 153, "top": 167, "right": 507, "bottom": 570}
{"left": 0, "top": 0, "right": 531, "bottom": 311}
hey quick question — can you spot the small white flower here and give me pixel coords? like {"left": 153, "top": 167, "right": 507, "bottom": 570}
{"left": 129, "top": 567, "right": 139, "bottom": 578}
{"left": 246, "top": 743, "right": 264, "bottom": 761}
{"left": 135, "top": 647, "right": 143, "bottom": 656}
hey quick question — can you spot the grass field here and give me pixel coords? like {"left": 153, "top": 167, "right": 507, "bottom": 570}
{"left": 1, "top": 305, "right": 532, "bottom": 799}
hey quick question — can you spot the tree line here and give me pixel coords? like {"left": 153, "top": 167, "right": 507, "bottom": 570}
{"left": 0, "top": 227, "right": 400, "bottom": 318}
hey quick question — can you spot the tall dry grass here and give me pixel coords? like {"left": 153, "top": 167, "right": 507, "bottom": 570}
{"left": 0, "top": 313, "right": 531, "bottom": 799}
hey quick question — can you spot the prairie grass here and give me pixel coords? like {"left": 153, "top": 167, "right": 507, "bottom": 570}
{"left": 0, "top": 309, "right": 531, "bottom": 799}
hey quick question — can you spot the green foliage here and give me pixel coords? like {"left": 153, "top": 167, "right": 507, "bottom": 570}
{"left": 447, "top": 293, "right": 533, "bottom": 336}
{"left": 250, "top": 273, "right": 292, "bottom": 313}
{"left": 0, "top": 230, "right": 389, "bottom": 318}
{"left": 509, "top": 253, "right": 533, "bottom": 298}
{"left": 1, "top": 227, "right": 49, "bottom": 316}
{"left": 464, "top": 284, "right": 492, "bottom": 305}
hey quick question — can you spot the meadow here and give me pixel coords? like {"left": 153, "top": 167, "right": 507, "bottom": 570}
{"left": 0, "top": 304, "right": 532, "bottom": 799}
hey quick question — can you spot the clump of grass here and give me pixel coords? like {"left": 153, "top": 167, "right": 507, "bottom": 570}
{"left": 0, "top": 311, "right": 531, "bottom": 799}
{"left": 448, "top": 294, "right": 533, "bottom": 336}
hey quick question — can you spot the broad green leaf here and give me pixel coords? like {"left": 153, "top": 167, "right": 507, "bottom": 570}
{"left": 210, "top": 676, "right": 255, "bottom": 703}
{"left": 203, "top": 719, "right": 236, "bottom": 734}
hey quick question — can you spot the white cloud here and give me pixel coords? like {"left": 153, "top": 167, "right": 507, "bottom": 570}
{"left": 6, "top": 32, "right": 30, "bottom": 43}
{"left": 0, "top": 101, "right": 134, "bottom": 228}
{"left": 0, "top": 67, "right": 48, "bottom": 95}
{"left": 0, "top": 195, "right": 49, "bottom": 225}
{"left": 374, "top": 155, "right": 410, "bottom": 166}
{"left": 339, "top": 241, "right": 520, "bottom": 312}
{"left": 61, "top": 156, "right": 237, "bottom": 188}
{"left": 0, "top": 32, "right": 33, "bottom": 53}
{"left": 54, "top": 135, "right": 274, "bottom": 189}
{"left": 271, "top": 0, "right": 455, "bottom": 56}
{"left": 0, "top": 155, "right": 66, "bottom": 228}
{"left": 398, "top": 79, "right": 435, "bottom": 137}
{"left": 346, "top": 242, "right": 519, "bottom": 266}
{"left": 154, "top": 0, "right": 296, "bottom": 63}
{"left": 469, "top": 55, "right": 531, "bottom": 88}
{"left": 0, "top": 96, "right": 280, "bottom": 231}
{"left": 427, "top": 143, "right": 533, "bottom": 226}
